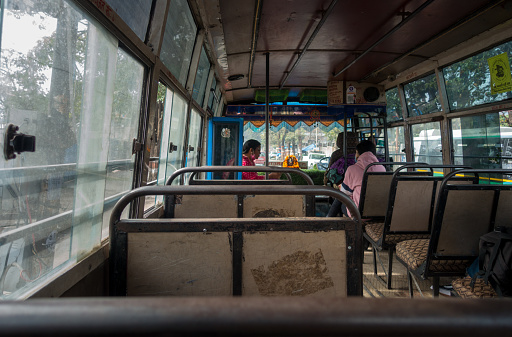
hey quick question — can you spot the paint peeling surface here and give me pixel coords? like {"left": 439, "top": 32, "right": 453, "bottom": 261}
{"left": 127, "top": 233, "right": 233, "bottom": 296}
{"left": 251, "top": 249, "right": 334, "bottom": 296}
{"left": 244, "top": 195, "right": 305, "bottom": 217}
{"left": 242, "top": 231, "right": 347, "bottom": 297}
{"left": 174, "top": 195, "right": 238, "bottom": 218}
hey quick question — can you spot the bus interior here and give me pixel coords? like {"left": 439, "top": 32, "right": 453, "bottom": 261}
{"left": 1, "top": 0, "right": 512, "bottom": 335}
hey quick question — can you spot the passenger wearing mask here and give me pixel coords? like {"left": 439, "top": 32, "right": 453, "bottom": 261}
{"left": 328, "top": 140, "right": 385, "bottom": 217}
{"left": 242, "top": 139, "right": 280, "bottom": 180}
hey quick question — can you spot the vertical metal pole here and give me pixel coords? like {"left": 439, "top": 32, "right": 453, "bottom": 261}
{"left": 343, "top": 113, "right": 348, "bottom": 172}
{"left": 265, "top": 53, "right": 270, "bottom": 170}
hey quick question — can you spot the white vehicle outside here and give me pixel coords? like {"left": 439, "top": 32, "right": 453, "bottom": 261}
{"left": 305, "top": 153, "right": 326, "bottom": 169}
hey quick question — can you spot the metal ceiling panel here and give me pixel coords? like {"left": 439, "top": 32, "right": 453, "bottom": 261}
{"left": 201, "top": 0, "right": 512, "bottom": 103}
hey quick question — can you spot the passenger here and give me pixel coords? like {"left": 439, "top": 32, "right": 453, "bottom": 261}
{"left": 327, "top": 140, "right": 385, "bottom": 217}
{"left": 323, "top": 132, "right": 356, "bottom": 187}
{"left": 242, "top": 139, "right": 280, "bottom": 180}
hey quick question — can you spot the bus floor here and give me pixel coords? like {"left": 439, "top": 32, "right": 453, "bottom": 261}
{"left": 362, "top": 247, "right": 455, "bottom": 298}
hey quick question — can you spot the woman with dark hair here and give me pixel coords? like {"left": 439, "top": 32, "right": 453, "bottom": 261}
{"left": 242, "top": 140, "right": 280, "bottom": 180}
{"left": 324, "top": 132, "right": 357, "bottom": 187}
{"left": 327, "top": 140, "right": 385, "bottom": 217}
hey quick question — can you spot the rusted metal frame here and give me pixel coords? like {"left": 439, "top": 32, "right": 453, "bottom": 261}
{"left": 232, "top": 231, "right": 243, "bottom": 296}
{"left": 188, "top": 179, "right": 290, "bottom": 185}
{"left": 113, "top": 217, "right": 361, "bottom": 296}
{"left": 145, "top": 0, "right": 169, "bottom": 55}
{"left": 163, "top": 166, "right": 303, "bottom": 218}
{"left": 3, "top": 297, "right": 512, "bottom": 336}
{"left": 237, "top": 195, "right": 244, "bottom": 218}
{"left": 110, "top": 228, "right": 127, "bottom": 297}
{"left": 247, "top": 0, "right": 263, "bottom": 88}
{"left": 305, "top": 195, "right": 315, "bottom": 217}
{"left": 162, "top": 185, "right": 314, "bottom": 219}
{"left": 165, "top": 166, "right": 311, "bottom": 185}
{"left": 111, "top": 185, "right": 360, "bottom": 226}
{"left": 279, "top": 0, "right": 339, "bottom": 89}
{"left": 333, "top": 0, "right": 434, "bottom": 78}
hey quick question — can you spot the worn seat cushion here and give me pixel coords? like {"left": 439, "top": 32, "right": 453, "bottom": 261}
{"left": 396, "top": 239, "right": 429, "bottom": 270}
{"left": 397, "top": 239, "right": 474, "bottom": 273}
{"left": 365, "top": 223, "right": 430, "bottom": 246}
{"left": 364, "top": 222, "right": 384, "bottom": 242}
{"left": 452, "top": 276, "right": 497, "bottom": 298}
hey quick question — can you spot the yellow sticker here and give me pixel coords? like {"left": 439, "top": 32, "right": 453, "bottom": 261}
{"left": 488, "top": 53, "right": 512, "bottom": 95}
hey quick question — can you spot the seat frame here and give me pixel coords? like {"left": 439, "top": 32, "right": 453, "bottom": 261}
{"left": 363, "top": 164, "right": 473, "bottom": 289}
{"left": 396, "top": 169, "right": 512, "bottom": 297}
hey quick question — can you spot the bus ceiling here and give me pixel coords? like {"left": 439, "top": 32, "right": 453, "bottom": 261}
{"left": 199, "top": 0, "right": 512, "bottom": 105}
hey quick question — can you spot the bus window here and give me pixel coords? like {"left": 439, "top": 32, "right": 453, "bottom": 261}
{"left": 404, "top": 73, "right": 441, "bottom": 117}
{"left": 0, "top": 0, "right": 144, "bottom": 298}
{"left": 386, "top": 88, "right": 403, "bottom": 122}
{"left": 387, "top": 126, "right": 406, "bottom": 163}
{"left": 184, "top": 109, "right": 204, "bottom": 184}
{"left": 412, "top": 122, "right": 442, "bottom": 165}
{"left": 452, "top": 111, "right": 512, "bottom": 184}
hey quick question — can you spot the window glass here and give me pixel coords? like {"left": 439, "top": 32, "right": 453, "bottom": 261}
{"left": 404, "top": 73, "right": 441, "bottom": 117}
{"left": 146, "top": 84, "right": 166, "bottom": 186}
{"left": 105, "top": 0, "right": 152, "bottom": 41}
{"left": 411, "top": 122, "right": 442, "bottom": 164}
{"left": 144, "top": 83, "right": 167, "bottom": 211}
{"left": 387, "top": 126, "right": 406, "bottom": 163}
{"left": 167, "top": 93, "right": 188, "bottom": 182}
{"left": 192, "top": 47, "right": 210, "bottom": 106}
{"left": 160, "top": 0, "right": 197, "bottom": 86}
{"left": 243, "top": 125, "right": 345, "bottom": 171}
{"left": 184, "top": 108, "right": 203, "bottom": 184}
{"left": 385, "top": 88, "right": 403, "bottom": 122}
{"left": 101, "top": 49, "right": 144, "bottom": 239}
{"left": 452, "top": 111, "right": 512, "bottom": 184}
{"left": 153, "top": 83, "right": 173, "bottom": 206}
{"left": 443, "top": 40, "right": 512, "bottom": 111}
{"left": 207, "top": 79, "right": 218, "bottom": 111}
{"left": 213, "top": 87, "right": 222, "bottom": 115}
{"left": 155, "top": 85, "right": 188, "bottom": 187}
{"left": 0, "top": 0, "right": 143, "bottom": 298}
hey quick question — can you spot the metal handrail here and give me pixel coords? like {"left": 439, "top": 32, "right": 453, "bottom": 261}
{"left": 440, "top": 168, "right": 512, "bottom": 192}
{"left": 165, "top": 166, "right": 313, "bottom": 185}
{"left": 110, "top": 185, "right": 360, "bottom": 226}
{"left": 363, "top": 161, "right": 427, "bottom": 175}
{"left": 1, "top": 297, "right": 511, "bottom": 336}
{"left": 393, "top": 164, "right": 473, "bottom": 179}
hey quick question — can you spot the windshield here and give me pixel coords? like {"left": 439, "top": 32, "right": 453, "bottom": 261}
{"left": 310, "top": 153, "right": 324, "bottom": 159}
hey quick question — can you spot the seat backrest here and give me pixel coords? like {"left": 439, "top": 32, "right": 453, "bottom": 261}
{"left": 495, "top": 189, "right": 512, "bottom": 227}
{"left": 359, "top": 172, "right": 393, "bottom": 219}
{"left": 433, "top": 187, "right": 495, "bottom": 257}
{"left": 170, "top": 194, "right": 309, "bottom": 218}
{"left": 387, "top": 177, "right": 437, "bottom": 233}
{"left": 122, "top": 219, "right": 359, "bottom": 297}
{"left": 111, "top": 185, "right": 362, "bottom": 297}
{"left": 359, "top": 162, "right": 430, "bottom": 220}
{"left": 384, "top": 165, "right": 474, "bottom": 234}
{"left": 428, "top": 170, "right": 512, "bottom": 262}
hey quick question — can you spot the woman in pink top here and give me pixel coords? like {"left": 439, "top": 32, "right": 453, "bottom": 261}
{"left": 242, "top": 140, "right": 280, "bottom": 180}
{"left": 328, "top": 140, "right": 386, "bottom": 217}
